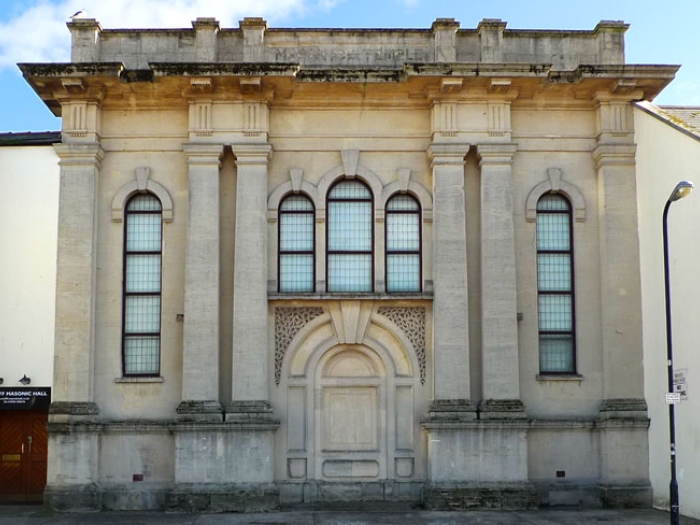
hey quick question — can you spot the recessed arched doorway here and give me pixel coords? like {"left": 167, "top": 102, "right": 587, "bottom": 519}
{"left": 273, "top": 303, "right": 427, "bottom": 501}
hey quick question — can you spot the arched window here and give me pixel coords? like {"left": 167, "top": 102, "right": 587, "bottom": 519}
{"left": 123, "top": 193, "right": 162, "bottom": 376}
{"left": 386, "top": 194, "right": 421, "bottom": 292}
{"left": 536, "top": 193, "right": 576, "bottom": 373}
{"left": 327, "top": 179, "right": 373, "bottom": 292}
{"left": 279, "top": 194, "right": 315, "bottom": 292}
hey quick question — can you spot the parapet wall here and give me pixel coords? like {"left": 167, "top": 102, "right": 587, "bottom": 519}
{"left": 68, "top": 17, "right": 628, "bottom": 70}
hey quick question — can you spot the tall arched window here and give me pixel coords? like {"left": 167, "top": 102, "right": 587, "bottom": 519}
{"left": 536, "top": 193, "right": 576, "bottom": 373}
{"left": 279, "top": 194, "right": 315, "bottom": 292}
{"left": 123, "top": 193, "right": 162, "bottom": 376}
{"left": 327, "top": 179, "right": 373, "bottom": 292}
{"left": 386, "top": 194, "right": 421, "bottom": 292}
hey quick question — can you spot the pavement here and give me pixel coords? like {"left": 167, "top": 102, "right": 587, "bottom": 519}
{"left": 1, "top": 506, "right": 700, "bottom": 525}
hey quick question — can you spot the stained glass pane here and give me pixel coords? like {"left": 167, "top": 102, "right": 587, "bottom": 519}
{"left": 536, "top": 213, "right": 569, "bottom": 251}
{"left": 126, "top": 254, "right": 161, "bottom": 293}
{"left": 127, "top": 194, "right": 162, "bottom": 212}
{"left": 387, "top": 254, "right": 420, "bottom": 292}
{"left": 537, "top": 194, "right": 569, "bottom": 211}
{"left": 386, "top": 195, "right": 419, "bottom": 211}
{"left": 280, "top": 254, "right": 314, "bottom": 292}
{"left": 124, "top": 336, "right": 160, "bottom": 375}
{"left": 537, "top": 254, "right": 571, "bottom": 292}
{"left": 538, "top": 295, "right": 573, "bottom": 332}
{"left": 328, "top": 201, "right": 372, "bottom": 251}
{"left": 387, "top": 213, "right": 419, "bottom": 251}
{"left": 328, "top": 254, "right": 372, "bottom": 292}
{"left": 539, "top": 334, "right": 574, "bottom": 372}
{"left": 125, "top": 296, "right": 161, "bottom": 333}
{"left": 126, "top": 214, "right": 162, "bottom": 252}
{"left": 280, "top": 213, "right": 314, "bottom": 252}
{"left": 328, "top": 180, "right": 371, "bottom": 200}
{"left": 280, "top": 195, "right": 313, "bottom": 211}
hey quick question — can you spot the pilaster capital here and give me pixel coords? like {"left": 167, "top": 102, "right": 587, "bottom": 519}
{"left": 477, "top": 142, "right": 517, "bottom": 167}
{"left": 53, "top": 142, "right": 104, "bottom": 168}
{"left": 427, "top": 142, "right": 470, "bottom": 168}
{"left": 182, "top": 142, "right": 224, "bottom": 167}
{"left": 231, "top": 143, "right": 273, "bottom": 166}
{"left": 592, "top": 143, "right": 636, "bottom": 170}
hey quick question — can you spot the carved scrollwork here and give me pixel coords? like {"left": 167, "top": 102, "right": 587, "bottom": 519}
{"left": 274, "top": 307, "right": 324, "bottom": 385}
{"left": 377, "top": 307, "right": 426, "bottom": 384}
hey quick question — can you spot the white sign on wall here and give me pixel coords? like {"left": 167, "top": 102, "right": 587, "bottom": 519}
{"left": 673, "top": 369, "right": 688, "bottom": 400}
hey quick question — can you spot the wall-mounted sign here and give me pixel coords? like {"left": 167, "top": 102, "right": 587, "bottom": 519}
{"left": 673, "top": 369, "right": 688, "bottom": 400}
{"left": 0, "top": 387, "right": 51, "bottom": 411}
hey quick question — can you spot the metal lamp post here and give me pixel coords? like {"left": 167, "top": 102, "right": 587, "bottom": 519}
{"left": 662, "top": 180, "right": 693, "bottom": 525}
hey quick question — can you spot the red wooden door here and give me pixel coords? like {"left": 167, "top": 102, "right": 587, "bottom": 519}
{"left": 0, "top": 411, "right": 48, "bottom": 502}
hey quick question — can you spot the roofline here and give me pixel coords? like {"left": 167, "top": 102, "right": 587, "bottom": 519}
{"left": 0, "top": 131, "right": 61, "bottom": 147}
{"left": 634, "top": 101, "right": 700, "bottom": 143}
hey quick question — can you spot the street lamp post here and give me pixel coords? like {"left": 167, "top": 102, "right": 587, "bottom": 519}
{"left": 662, "top": 180, "right": 693, "bottom": 525}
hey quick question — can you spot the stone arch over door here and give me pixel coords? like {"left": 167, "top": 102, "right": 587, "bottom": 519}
{"left": 276, "top": 302, "right": 426, "bottom": 486}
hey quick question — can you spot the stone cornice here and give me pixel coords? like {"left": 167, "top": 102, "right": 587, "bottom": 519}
{"left": 231, "top": 143, "right": 273, "bottom": 164}
{"left": 53, "top": 142, "right": 104, "bottom": 167}
{"left": 476, "top": 143, "right": 517, "bottom": 166}
{"left": 427, "top": 142, "right": 470, "bottom": 167}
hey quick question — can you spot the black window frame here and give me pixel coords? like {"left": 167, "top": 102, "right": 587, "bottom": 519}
{"left": 326, "top": 178, "right": 375, "bottom": 293}
{"left": 278, "top": 193, "right": 316, "bottom": 293}
{"left": 536, "top": 192, "right": 577, "bottom": 374}
{"left": 122, "top": 193, "right": 163, "bottom": 377}
{"left": 385, "top": 193, "right": 422, "bottom": 293}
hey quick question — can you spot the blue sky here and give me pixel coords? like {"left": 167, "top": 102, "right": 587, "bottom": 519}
{"left": 1, "top": 0, "right": 699, "bottom": 132}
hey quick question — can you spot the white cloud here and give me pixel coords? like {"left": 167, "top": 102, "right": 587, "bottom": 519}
{"left": 0, "top": 0, "right": 315, "bottom": 69}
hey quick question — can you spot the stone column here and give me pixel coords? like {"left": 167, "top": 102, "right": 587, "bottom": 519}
{"left": 477, "top": 143, "right": 525, "bottom": 418}
{"left": 227, "top": 143, "right": 277, "bottom": 423}
{"left": 177, "top": 143, "right": 224, "bottom": 421}
{"left": 426, "top": 142, "right": 475, "bottom": 420}
{"left": 44, "top": 142, "right": 103, "bottom": 511}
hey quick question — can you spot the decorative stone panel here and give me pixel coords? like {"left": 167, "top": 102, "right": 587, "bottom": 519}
{"left": 377, "top": 307, "right": 426, "bottom": 384}
{"left": 274, "top": 307, "right": 324, "bottom": 384}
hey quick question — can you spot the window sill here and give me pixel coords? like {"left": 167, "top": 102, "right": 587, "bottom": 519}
{"left": 536, "top": 374, "right": 583, "bottom": 382}
{"left": 114, "top": 376, "right": 164, "bottom": 384}
{"left": 268, "top": 292, "right": 433, "bottom": 301}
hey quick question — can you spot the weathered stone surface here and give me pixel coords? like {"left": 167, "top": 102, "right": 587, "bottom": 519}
{"left": 423, "top": 482, "right": 538, "bottom": 510}
{"left": 166, "top": 483, "right": 279, "bottom": 512}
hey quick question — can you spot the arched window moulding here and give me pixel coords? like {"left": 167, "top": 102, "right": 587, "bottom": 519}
{"left": 525, "top": 168, "right": 586, "bottom": 222}
{"left": 111, "top": 167, "right": 174, "bottom": 222}
{"left": 267, "top": 150, "right": 433, "bottom": 221}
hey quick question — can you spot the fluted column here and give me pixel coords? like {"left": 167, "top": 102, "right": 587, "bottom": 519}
{"left": 227, "top": 143, "right": 276, "bottom": 422}
{"left": 177, "top": 142, "right": 224, "bottom": 421}
{"left": 477, "top": 143, "right": 525, "bottom": 418}
{"left": 426, "top": 142, "right": 475, "bottom": 420}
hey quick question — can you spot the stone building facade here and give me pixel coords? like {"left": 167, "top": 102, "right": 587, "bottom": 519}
{"left": 19, "top": 16, "right": 677, "bottom": 511}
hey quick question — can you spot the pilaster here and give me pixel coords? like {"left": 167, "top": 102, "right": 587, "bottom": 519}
{"left": 477, "top": 143, "right": 525, "bottom": 418}
{"left": 592, "top": 141, "right": 646, "bottom": 408}
{"left": 51, "top": 142, "right": 104, "bottom": 412}
{"left": 240, "top": 17, "right": 267, "bottom": 63}
{"left": 192, "top": 17, "right": 219, "bottom": 62}
{"left": 228, "top": 143, "right": 277, "bottom": 422}
{"left": 426, "top": 142, "right": 475, "bottom": 419}
{"left": 477, "top": 19, "right": 507, "bottom": 63}
{"left": 178, "top": 142, "right": 224, "bottom": 422}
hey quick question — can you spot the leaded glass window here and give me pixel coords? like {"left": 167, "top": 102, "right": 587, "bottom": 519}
{"left": 327, "top": 179, "right": 373, "bottom": 292}
{"left": 536, "top": 193, "right": 576, "bottom": 373}
{"left": 279, "top": 194, "right": 315, "bottom": 292}
{"left": 123, "top": 194, "right": 162, "bottom": 376}
{"left": 386, "top": 194, "right": 421, "bottom": 292}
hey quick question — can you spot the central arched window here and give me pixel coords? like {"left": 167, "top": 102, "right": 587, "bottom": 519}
{"left": 122, "top": 193, "right": 162, "bottom": 376}
{"left": 386, "top": 194, "right": 421, "bottom": 292}
{"left": 327, "top": 179, "right": 373, "bottom": 292}
{"left": 279, "top": 194, "right": 315, "bottom": 292}
{"left": 536, "top": 193, "right": 576, "bottom": 373}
